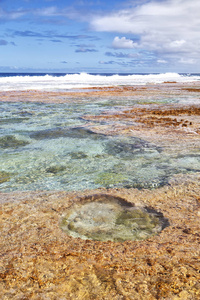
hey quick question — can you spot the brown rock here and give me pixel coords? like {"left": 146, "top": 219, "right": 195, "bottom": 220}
{"left": 0, "top": 176, "right": 200, "bottom": 299}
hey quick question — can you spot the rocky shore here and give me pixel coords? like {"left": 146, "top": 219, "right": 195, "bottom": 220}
{"left": 0, "top": 83, "right": 200, "bottom": 299}
{"left": 0, "top": 176, "right": 200, "bottom": 299}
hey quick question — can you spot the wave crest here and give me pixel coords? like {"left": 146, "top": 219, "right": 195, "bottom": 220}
{"left": 0, "top": 72, "right": 198, "bottom": 91}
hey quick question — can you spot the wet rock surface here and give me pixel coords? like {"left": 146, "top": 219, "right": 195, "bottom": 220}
{"left": 83, "top": 103, "right": 200, "bottom": 138}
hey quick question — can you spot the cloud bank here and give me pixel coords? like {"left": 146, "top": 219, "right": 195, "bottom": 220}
{"left": 1, "top": 0, "right": 200, "bottom": 72}
{"left": 91, "top": 0, "right": 200, "bottom": 67}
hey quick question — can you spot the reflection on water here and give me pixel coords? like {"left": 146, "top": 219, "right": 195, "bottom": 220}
{"left": 0, "top": 98, "right": 200, "bottom": 192}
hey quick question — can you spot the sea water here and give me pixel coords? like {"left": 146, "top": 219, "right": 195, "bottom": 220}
{"left": 0, "top": 73, "right": 200, "bottom": 192}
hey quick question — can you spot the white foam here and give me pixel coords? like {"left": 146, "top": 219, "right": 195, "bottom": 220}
{"left": 0, "top": 72, "right": 199, "bottom": 91}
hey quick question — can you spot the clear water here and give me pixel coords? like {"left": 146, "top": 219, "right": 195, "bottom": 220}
{"left": 0, "top": 97, "right": 200, "bottom": 192}
{"left": 60, "top": 195, "right": 169, "bottom": 242}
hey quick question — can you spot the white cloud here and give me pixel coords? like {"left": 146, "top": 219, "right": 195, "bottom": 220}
{"left": 157, "top": 59, "right": 167, "bottom": 64}
{"left": 90, "top": 0, "right": 200, "bottom": 66}
{"left": 112, "top": 37, "right": 137, "bottom": 49}
{"left": 91, "top": 0, "right": 200, "bottom": 35}
{"left": 169, "top": 40, "right": 186, "bottom": 48}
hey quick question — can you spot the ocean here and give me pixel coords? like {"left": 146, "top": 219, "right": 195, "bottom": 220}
{"left": 0, "top": 72, "right": 199, "bottom": 91}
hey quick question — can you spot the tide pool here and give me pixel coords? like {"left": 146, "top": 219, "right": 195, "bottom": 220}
{"left": 1, "top": 94, "right": 200, "bottom": 192}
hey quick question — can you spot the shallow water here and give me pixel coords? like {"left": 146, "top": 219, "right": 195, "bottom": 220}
{"left": 60, "top": 195, "right": 168, "bottom": 242}
{"left": 0, "top": 96, "right": 200, "bottom": 192}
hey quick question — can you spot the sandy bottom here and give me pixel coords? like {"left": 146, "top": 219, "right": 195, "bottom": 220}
{"left": 0, "top": 83, "right": 200, "bottom": 299}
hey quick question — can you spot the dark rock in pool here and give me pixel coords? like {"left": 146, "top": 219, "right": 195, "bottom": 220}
{"left": 69, "top": 151, "right": 88, "bottom": 159}
{"left": 29, "top": 127, "right": 105, "bottom": 140}
{"left": 0, "top": 135, "right": 30, "bottom": 149}
{"left": 0, "top": 171, "right": 11, "bottom": 183}
{"left": 124, "top": 176, "right": 169, "bottom": 190}
{"left": 0, "top": 117, "right": 29, "bottom": 124}
{"left": 46, "top": 165, "right": 66, "bottom": 174}
{"left": 105, "top": 137, "right": 161, "bottom": 157}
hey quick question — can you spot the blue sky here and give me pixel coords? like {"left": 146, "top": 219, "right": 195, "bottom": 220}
{"left": 0, "top": 0, "right": 200, "bottom": 73}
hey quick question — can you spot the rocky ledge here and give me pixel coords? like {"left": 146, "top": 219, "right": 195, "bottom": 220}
{"left": 0, "top": 173, "right": 200, "bottom": 299}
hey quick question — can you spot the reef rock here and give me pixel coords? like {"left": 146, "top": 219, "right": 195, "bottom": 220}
{"left": 0, "top": 174, "right": 199, "bottom": 299}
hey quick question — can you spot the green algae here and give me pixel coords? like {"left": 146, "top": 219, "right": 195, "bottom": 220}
{"left": 0, "top": 135, "right": 29, "bottom": 149}
{"left": 94, "top": 172, "right": 127, "bottom": 187}
{"left": 61, "top": 195, "right": 168, "bottom": 242}
{"left": 115, "top": 209, "right": 160, "bottom": 231}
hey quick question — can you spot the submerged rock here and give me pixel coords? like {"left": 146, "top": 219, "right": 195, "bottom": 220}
{"left": 125, "top": 177, "right": 169, "bottom": 190}
{"left": 0, "top": 117, "right": 29, "bottom": 124}
{"left": 0, "top": 135, "right": 29, "bottom": 149}
{"left": 29, "top": 127, "right": 105, "bottom": 140}
{"left": 69, "top": 151, "right": 88, "bottom": 159}
{"left": 61, "top": 194, "right": 168, "bottom": 242}
{"left": 0, "top": 171, "right": 11, "bottom": 183}
{"left": 105, "top": 137, "right": 161, "bottom": 158}
{"left": 46, "top": 165, "right": 66, "bottom": 174}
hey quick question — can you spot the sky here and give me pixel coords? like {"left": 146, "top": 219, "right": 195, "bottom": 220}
{"left": 0, "top": 0, "right": 200, "bottom": 73}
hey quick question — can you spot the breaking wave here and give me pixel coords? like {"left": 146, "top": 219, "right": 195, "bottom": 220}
{"left": 0, "top": 72, "right": 199, "bottom": 91}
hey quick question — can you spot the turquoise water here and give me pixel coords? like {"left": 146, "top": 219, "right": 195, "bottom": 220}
{"left": 0, "top": 98, "right": 200, "bottom": 192}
